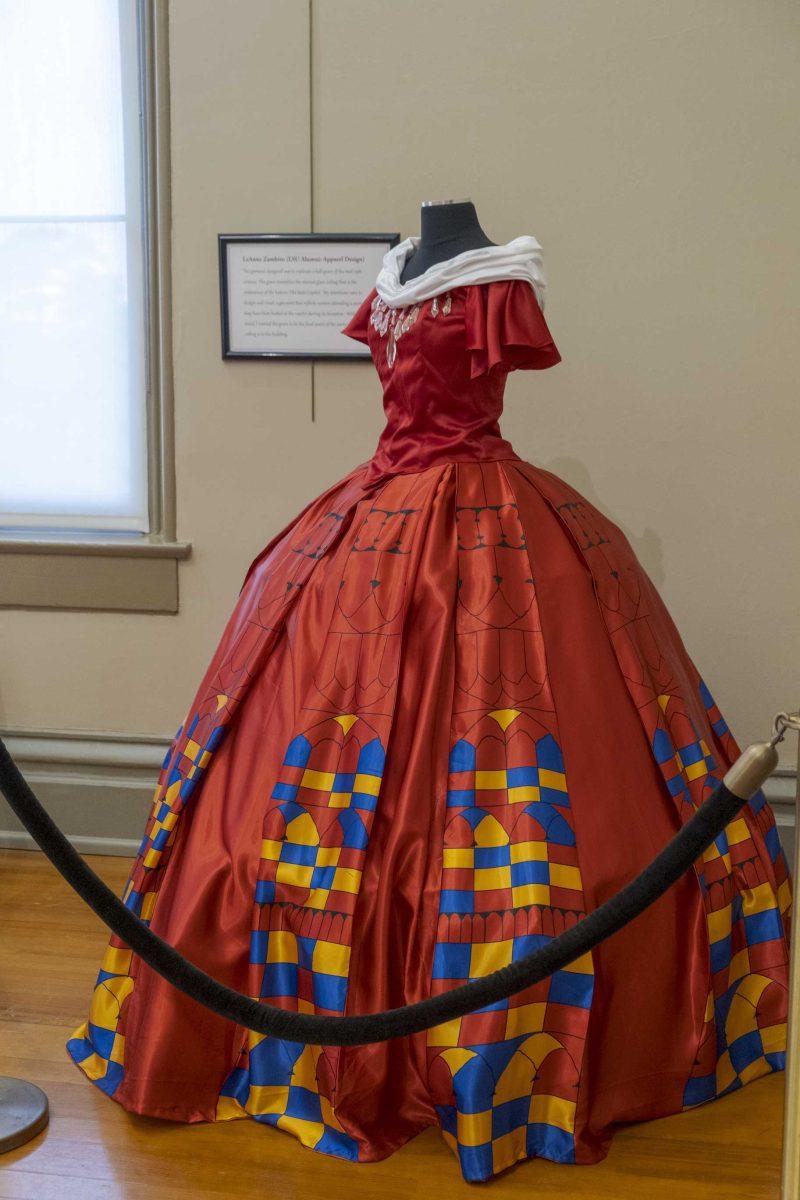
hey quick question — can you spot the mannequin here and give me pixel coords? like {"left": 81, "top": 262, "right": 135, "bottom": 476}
{"left": 399, "top": 199, "right": 495, "bottom": 282}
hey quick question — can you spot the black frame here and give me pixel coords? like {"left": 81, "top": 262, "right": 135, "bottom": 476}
{"left": 218, "top": 232, "right": 400, "bottom": 361}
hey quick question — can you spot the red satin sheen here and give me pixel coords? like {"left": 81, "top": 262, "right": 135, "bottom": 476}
{"left": 67, "top": 278, "right": 791, "bottom": 1180}
{"left": 345, "top": 281, "right": 560, "bottom": 484}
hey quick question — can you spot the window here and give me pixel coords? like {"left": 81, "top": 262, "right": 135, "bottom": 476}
{"left": 0, "top": 0, "right": 148, "bottom": 530}
{"left": 0, "top": 1, "right": 188, "bottom": 612}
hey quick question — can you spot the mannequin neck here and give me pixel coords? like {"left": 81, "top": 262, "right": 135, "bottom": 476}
{"left": 399, "top": 201, "right": 495, "bottom": 283}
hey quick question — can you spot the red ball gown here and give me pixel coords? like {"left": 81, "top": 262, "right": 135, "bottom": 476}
{"left": 68, "top": 236, "right": 791, "bottom": 1182}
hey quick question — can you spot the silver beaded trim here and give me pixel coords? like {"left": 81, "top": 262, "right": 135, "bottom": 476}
{"left": 369, "top": 292, "right": 452, "bottom": 368}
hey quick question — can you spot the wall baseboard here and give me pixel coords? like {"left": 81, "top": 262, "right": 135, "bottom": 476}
{"left": 0, "top": 827, "right": 144, "bottom": 857}
{"left": 0, "top": 727, "right": 169, "bottom": 857}
{"left": 0, "top": 726, "right": 797, "bottom": 861}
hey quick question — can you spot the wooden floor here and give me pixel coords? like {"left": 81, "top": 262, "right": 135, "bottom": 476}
{"left": 0, "top": 847, "right": 785, "bottom": 1199}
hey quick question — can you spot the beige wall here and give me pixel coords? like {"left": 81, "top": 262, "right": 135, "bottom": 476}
{"left": 1, "top": 0, "right": 798, "bottom": 772}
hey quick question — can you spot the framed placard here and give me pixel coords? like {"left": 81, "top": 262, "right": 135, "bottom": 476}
{"left": 218, "top": 232, "right": 400, "bottom": 360}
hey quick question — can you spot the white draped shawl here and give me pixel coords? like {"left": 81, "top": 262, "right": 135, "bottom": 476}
{"left": 375, "top": 235, "right": 547, "bottom": 310}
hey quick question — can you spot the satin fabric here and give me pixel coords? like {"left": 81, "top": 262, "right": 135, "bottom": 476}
{"left": 376, "top": 234, "right": 548, "bottom": 309}
{"left": 347, "top": 280, "right": 560, "bottom": 484}
{"left": 67, "top": 276, "right": 791, "bottom": 1182}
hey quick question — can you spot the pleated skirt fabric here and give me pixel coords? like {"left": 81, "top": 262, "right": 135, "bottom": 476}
{"left": 67, "top": 458, "right": 791, "bottom": 1182}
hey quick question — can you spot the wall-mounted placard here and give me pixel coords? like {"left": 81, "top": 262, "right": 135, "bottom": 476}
{"left": 218, "top": 232, "right": 400, "bottom": 360}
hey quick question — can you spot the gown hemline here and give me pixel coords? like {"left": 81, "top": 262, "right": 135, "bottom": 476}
{"left": 67, "top": 1033, "right": 779, "bottom": 1175}
{"left": 64, "top": 273, "right": 792, "bottom": 1184}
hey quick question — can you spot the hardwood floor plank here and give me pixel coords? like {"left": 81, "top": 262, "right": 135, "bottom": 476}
{"left": 0, "top": 848, "right": 785, "bottom": 1199}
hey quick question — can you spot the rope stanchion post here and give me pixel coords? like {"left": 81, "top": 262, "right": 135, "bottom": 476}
{"left": 0, "top": 1078, "right": 48, "bottom": 1154}
{"left": 778, "top": 712, "right": 800, "bottom": 1200}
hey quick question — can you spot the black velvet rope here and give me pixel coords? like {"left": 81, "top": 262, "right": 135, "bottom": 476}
{"left": 0, "top": 735, "right": 747, "bottom": 1046}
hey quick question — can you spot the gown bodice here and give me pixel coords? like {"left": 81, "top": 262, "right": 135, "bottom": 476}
{"left": 342, "top": 278, "right": 561, "bottom": 484}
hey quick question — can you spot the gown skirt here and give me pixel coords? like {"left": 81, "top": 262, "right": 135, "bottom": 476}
{"left": 66, "top": 276, "right": 791, "bottom": 1183}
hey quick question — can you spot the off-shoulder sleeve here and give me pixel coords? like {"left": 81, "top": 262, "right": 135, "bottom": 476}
{"left": 465, "top": 280, "right": 561, "bottom": 379}
{"left": 340, "top": 288, "right": 376, "bottom": 345}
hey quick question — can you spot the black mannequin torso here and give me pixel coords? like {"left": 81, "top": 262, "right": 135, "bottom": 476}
{"left": 399, "top": 200, "right": 495, "bottom": 283}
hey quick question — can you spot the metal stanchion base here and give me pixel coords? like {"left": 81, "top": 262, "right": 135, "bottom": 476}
{"left": 0, "top": 1077, "right": 49, "bottom": 1153}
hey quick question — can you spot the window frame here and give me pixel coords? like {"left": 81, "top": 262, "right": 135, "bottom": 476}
{"left": 0, "top": 0, "right": 190, "bottom": 614}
